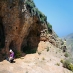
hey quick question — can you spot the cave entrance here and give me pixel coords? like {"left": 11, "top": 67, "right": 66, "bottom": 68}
{"left": 22, "top": 41, "right": 37, "bottom": 54}
{"left": 21, "top": 24, "right": 41, "bottom": 54}
{"left": 0, "top": 16, "right": 5, "bottom": 49}
{"left": 21, "top": 36, "right": 39, "bottom": 54}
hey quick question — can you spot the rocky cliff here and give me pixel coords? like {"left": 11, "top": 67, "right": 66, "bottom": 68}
{"left": 0, "top": 0, "right": 64, "bottom": 61}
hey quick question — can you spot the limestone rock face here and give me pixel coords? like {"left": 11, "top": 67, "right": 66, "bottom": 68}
{"left": 0, "top": 0, "right": 65, "bottom": 61}
{"left": 40, "top": 29, "right": 65, "bottom": 50}
{"left": 0, "top": 0, "right": 48, "bottom": 60}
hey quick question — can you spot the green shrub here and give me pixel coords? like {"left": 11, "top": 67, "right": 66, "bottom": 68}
{"left": 15, "top": 51, "right": 21, "bottom": 58}
{"left": 56, "top": 52, "right": 57, "bottom": 54}
{"left": 64, "top": 52, "right": 69, "bottom": 57}
{"left": 60, "top": 59, "right": 64, "bottom": 63}
{"left": 25, "top": 0, "right": 36, "bottom": 16}
{"left": 63, "top": 60, "right": 73, "bottom": 72}
{"left": 31, "top": 7, "right": 37, "bottom": 16}
{"left": 46, "top": 47, "right": 49, "bottom": 52}
{"left": 42, "top": 57, "right": 45, "bottom": 60}
{"left": 47, "top": 22, "right": 52, "bottom": 30}
{"left": 39, "top": 11, "right": 47, "bottom": 23}
{"left": 56, "top": 63, "right": 60, "bottom": 66}
{"left": 68, "top": 63, "right": 73, "bottom": 72}
{"left": 25, "top": 0, "right": 35, "bottom": 8}
{"left": 25, "top": 0, "right": 52, "bottom": 31}
{"left": 63, "top": 60, "right": 70, "bottom": 68}
{"left": 47, "top": 22, "right": 52, "bottom": 33}
{"left": 25, "top": 0, "right": 48, "bottom": 25}
{"left": 38, "top": 52, "right": 41, "bottom": 55}
{"left": 34, "top": 9, "right": 47, "bottom": 24}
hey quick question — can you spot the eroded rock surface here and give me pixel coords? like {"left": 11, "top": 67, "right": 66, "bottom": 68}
{"left": 0, "top": 0, "right": 49, "bottom": 60}
{"left": 0, "top": 0, "right": 65, "bottom": 61}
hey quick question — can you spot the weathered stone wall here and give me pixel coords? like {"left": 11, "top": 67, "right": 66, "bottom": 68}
{"left": 0, "top": 0, "right": 65, "bottom": 61}
{"left": 0, "top": 0, "right": 48, "bottom": 60}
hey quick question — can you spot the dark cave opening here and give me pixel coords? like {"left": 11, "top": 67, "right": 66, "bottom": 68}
{"left": 0, "top": 17, "right": 5, "bottom": 49}
{"left": 21, "top": 26, "right": 41, "bottom": 54}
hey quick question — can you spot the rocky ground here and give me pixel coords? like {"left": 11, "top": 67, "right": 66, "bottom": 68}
{"left": 0, "top": 41, "right": 73, "bottom": 73}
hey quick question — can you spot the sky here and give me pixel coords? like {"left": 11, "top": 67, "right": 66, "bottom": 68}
{"left": 33, "top": 0, "right": 73, "bottom": 37}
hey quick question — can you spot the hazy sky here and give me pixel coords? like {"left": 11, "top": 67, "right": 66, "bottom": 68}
{"left": 34, "top": 0, "right": 73, "bottom": 37}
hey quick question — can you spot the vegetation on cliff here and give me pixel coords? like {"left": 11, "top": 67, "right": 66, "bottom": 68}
{"left": 62, "top": 59, "right": 73, "bottom": 72}
{"left": 25, "top": 0, "right": 52, "bottom": 31}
